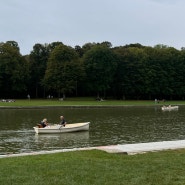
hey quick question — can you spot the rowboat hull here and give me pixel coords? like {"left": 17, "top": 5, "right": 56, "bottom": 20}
{"left": 161, "top": 106, "right": 179, "bottom": 111}
{"left": 33, "top": 122, "right": 90, "bottom": 134}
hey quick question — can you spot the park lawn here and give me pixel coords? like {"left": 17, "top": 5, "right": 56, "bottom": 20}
{"left": 0, "top": 149, "right": 185, "bottom": 185}
{"left": 0, "top": 98, "right": 185, "bottom": 107}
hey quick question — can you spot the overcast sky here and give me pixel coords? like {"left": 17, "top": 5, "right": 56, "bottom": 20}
{"left": 1, "top": 0, "right": 185, "bottom": 55}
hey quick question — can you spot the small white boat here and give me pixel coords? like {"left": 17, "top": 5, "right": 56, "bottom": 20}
{"left": 33, "top": 122, "right": 90, "bottom": 134}
{"left": 161, "top": 105, "right": 179, "bottom": 111}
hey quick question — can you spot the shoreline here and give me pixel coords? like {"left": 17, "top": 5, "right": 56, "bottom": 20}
{"left": 0, "top": 99, "right": 184, "bottom": 108}
{"left": 0, "top": 105, "right": 164, "bottom": 109}
{"left": 1, "top": 139, "right": 185, "bottom": 158}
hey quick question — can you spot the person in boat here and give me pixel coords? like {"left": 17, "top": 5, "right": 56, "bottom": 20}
{"left": 60, "top": 116, "right": 67, "bottom": 127}
{"left": 38, "top": 118, "right": 48, "bottom": 128}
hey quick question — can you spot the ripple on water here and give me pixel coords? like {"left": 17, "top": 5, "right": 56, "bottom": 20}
{"left": 1, "top": 106, "right": 185, "bottom": 154}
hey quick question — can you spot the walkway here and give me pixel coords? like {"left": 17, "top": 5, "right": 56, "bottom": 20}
{"left": 96, "top": 140, "right": 185, "bottom": 155}
{"left": 1, "top": 140, "right": 185, "bottom": 158}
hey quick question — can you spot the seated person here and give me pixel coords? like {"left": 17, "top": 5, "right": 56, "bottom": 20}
{"left": 38, "top": 118, "right": 48, "bottom": 128}
{"left": 60, "top": 116, "right": 67, "bottom": 127}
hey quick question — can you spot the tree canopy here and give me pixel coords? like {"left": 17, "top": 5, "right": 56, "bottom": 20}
{"left": 0, "top": 41, "right": 29, "bottom": 98}
{"left": 0, "top": 40, "right": 185, "bottom": 100}
{"left": 44, "top": 44, "right": 84, "bottom": 98}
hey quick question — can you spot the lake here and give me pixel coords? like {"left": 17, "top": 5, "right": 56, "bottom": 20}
{"left": 0, "top": 106, "right": 185, "bottom": 154}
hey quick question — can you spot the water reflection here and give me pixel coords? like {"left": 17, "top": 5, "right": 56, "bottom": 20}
{"left": 0, "top": 106, "right": 185, "bottom": 154}
{"left": 34, "top": 132, "right": 89, "bottom": 150}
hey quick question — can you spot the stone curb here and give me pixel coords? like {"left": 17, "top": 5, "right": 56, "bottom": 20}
{"left": 1, "top": 140, "right": 185, "bottom": 158}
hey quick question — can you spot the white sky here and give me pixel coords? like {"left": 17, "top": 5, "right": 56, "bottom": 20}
{"left": 1, "top": 0, "right": 185, "bottom": 55}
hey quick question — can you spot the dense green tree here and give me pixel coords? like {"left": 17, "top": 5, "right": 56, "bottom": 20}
{"left": 123, "top": 43, "right": 144, "bottom": 49}
{"left": 44, "top": 44, "right": 84, "bottom": 98}
{"left": 113, "top": 46, "right": 148, "bottom": 99}
{"left": 83, "top": 45, "right": 117, "bottom": 98}
{"left": 47, "top": 42, "right": 64, "bottom": 52}
{"left": 177, "top": 50, "right": 185, "bottom": 99}
{"left": 113, "top": 45, "right": 180, "bottom": 100}
{"left": 144, "top": 46, "right": 180, "bottom": 100}
{"left": 6, "top": 41, "right": 20, "bottom": 52}
{"left": 82, "top": 42, "right": 97, "bottom": 54}
{"left": 0, "top": 42, "right": 29, "bottom": 98}
{"left": 112, "top": 46, "right": 126, "bottom": 99}
{"left": 1, "top": 39, "right": 185, "bottom": 100}
{"left": 98, "top": 41, "right": 112, "bottom": 48}
{"left": 29, "top": 43, "right": 49, "bottom": 98}
{"left": 167, "top": 47, "right": 184, "bottom": 99}
{"left": 75, "top": 45, "right": 84, "bottom": 57}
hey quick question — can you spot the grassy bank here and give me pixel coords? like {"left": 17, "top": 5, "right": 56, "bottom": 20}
{"left": 1, "top": 149, "right": 185, "bottom": 185}
{"left": 0, "top": 98, "right": 185, "bottom": 107}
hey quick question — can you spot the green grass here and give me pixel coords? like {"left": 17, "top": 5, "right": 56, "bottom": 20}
{"left": 0, "top": 98, "right": 185, "bottom": 107}
{"left": 1, "top": 149, "right": 185, "bottom": 185}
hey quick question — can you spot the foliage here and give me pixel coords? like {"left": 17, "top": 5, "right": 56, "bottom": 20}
{"left": 43, "top": 44, "right": 84, "bottom": 98}
{"left": 28, "top": 43, "right": 49, "bottom": 98}
{"left": 83, "top": 45, "right": 117, "bottom": 97}
{"left": 0, "top": 41, "right": 29, "bottom": 98}
{"left": 1, "top": 40, "right": 185, "bottom": 100}
{"left": 113, "top": 46, "right": 148, "bottom": 99}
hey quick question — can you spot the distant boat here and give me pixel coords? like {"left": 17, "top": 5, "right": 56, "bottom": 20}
{"left": 33, "top": 122, "right": 90, "bottom": 134}
{"left": 161, "top": 105, "right": 179, "bottom": 111}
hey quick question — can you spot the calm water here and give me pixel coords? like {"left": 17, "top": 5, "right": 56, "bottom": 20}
{"left": 0, "top": 106, "right": 185, "bottom": 154}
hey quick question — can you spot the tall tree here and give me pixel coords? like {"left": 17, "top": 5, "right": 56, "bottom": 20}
{"left": 83, "top": 45, "right": 117, "bottom": 98}
{"left": 44, "top": 44, "right": 84, "bottom": 98}
{"left": 144, "top": 46, "right": 178, "bottom": 99}
{"left": 177, "top": 49, "right": 185, "bottom": 99}
{"left": 29, "top": 43, "right": 49, "bottom": 98}
{"left": 47, "top": 42, "right": 64, "bottom": 52}
{"left": 113, "top": 46, "right": 148, "bottom": 99}
{"left": 0, "top": 42, "right": 29, "bottom": 98}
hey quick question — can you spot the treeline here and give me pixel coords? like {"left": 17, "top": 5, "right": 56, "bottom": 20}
{"left": 1, "top": 40, "right": 185, "bottom": 100}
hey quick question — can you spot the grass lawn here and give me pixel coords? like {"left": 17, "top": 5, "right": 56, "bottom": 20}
{"left": 1, "top": 149, "right": 185, "bottom": 185}
{"left": 0, "top": 98, "right": 185, "bottom": 107}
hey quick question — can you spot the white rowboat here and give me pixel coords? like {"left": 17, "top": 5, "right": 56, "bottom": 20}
{"left": 33, "top": 122, "right": 90, "bottom": 134}
{"left": 161, "top": 105, "right": 179, "bottom": 111}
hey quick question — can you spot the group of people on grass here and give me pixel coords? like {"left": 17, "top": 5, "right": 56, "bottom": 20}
{"left": 38, "top": 115, "right": 67, "bottom": 128}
